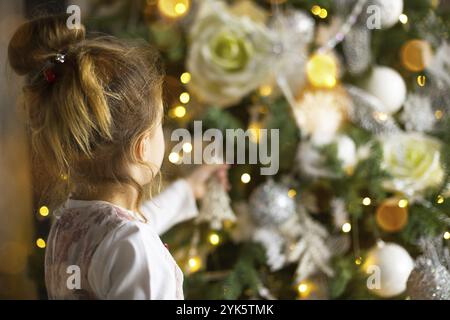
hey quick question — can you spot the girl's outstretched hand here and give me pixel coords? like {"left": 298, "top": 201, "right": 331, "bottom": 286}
{"left": 185, "top": 164, "right": 230, "bottom": 199}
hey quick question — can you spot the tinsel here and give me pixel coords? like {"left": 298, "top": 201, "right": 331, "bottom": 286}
{"left": 401, "top": 94, "right": 436, "bottom": 133}
{"left": 406, "top": 237, "right": 450, "bottom": 300}
{"left": 345, "top": 85, "right": 400, "bottom": 135}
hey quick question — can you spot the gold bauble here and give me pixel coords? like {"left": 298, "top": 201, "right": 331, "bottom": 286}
{"left": 400, "top": 39, "right": 433, "bottom": 72}
{"left": 375, "top": 198, "right": 408, "bottom": 232}
{"left": 306, "top": 53, "right": 338, "bottom": 89}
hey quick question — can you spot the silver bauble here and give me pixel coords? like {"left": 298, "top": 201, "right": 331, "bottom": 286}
{"left": 407, "top": 258, "right": 450, "bottom": 300}
{"left": 249, "top": 180, "right": 296, "bottom": 227}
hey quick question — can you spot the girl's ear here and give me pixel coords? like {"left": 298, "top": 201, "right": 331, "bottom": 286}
{"left": 134, "top": 132, "right": 150, "bottom": 162}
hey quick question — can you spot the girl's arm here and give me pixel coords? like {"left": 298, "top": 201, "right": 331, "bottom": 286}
{"left": 140, "top": 164, "right": 229, "bottom": 235}
{"left": 141, "top": 179, "right": 198, "bottom": 235}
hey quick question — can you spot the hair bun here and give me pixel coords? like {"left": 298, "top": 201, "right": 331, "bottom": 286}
{"left": 8, "top": 14, "right": 85, "bottom": 76}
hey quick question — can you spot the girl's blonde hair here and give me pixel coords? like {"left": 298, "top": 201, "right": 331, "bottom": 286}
{"left": 8, "top": 14, "right": 164, "bottom": 213}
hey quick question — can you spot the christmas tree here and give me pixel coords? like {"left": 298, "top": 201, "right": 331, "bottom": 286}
{"left": 30, "top": 0, "right": 450, "bottom": 299}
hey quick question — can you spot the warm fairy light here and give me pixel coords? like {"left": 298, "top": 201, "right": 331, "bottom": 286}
{"left": 39, "top": 206, "right": 49, "bottom": 217}
{"left": 417, "top": 75, "right": 426, "bottom": 87}
{"left": 306, "top": 53, "right": 337, "bottom": 89}
{"left": 319, "top": 8, "right": 328, "bottom": 19}
{"left": 179, "top": 92, "right": 190, "bottom": 104}
{"left": 182, "top": 142, "right": 193, "bottom": 153}
{"left": 399, "top": 14, "right": 408, "bottom": 24}
{"left": 398, "top": 199, "right": 408, "bottom": 208}
{"left": 248, "top": 122, "right": 262, "bottom": 143}
{"left": 208, "top": 232, "right": 220, "bottom": 246}
{"left": 180, "top": 72, "right": 191, "bottom": 84}
{"left": 36, "top": 238, "right": 46, "bottom": 249}
{"left": 187, "top": 256, "right": 202, "bottom": 273}
{"left": 362, "top": 197, "right": 371, "bottom": 206}
{"left": 311, "top": 5, "right": 321, "bottom": 15}
{"left": 444, "top": 231, "right": 450, "bottom": 240}
{"left": 168, "top": 152, "right": 180, "bottom": 164}
{"left": 259, "top": 84, "right": 273, "bottom": 97}
{"left": 288, "top": 189, "right": 297, "bottom": 198}
{"left": 436, "top": 195, "right": 445, "bottom": 204}
{"left": 157, "top": 0, "right": 190, "bottom": 18}
{"left": 241, "top": 173, "right": 251, "bottom": 184}
{"left": 373, "top": 111, "right": 388, "bottom": 122}
{"left": 341, "top": 222, "right": 352, "bottom": 233}
{"left": 173, "top": 105, "right": 186, "bottom": 118}
{"left": 60, "top": 173, "right": 68, "bottom": 181}
{"left": 297, "top": 281, "right": 313, "bottom": 298}
{"left": 355, "top": 257, "right": 362, "bottom": 265}
{"left": 435, "top": 110, "right": 444, "bottom": 120}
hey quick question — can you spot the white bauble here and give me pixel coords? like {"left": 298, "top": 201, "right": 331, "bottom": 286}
{"left": 364, "top": 242, "right": 414, "bottom": 298}
{"left": 370, "top": 0, "right": 404, "bottom": 29}
{"left": 365, "top": 66, "right": 406, "bottom": 114}
{"left": 336, "top": 135, "right": 357, "bottom": 169}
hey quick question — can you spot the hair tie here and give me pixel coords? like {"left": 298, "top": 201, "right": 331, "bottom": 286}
{"left": 42, "top": 53, "right": 66, "bottom": 84}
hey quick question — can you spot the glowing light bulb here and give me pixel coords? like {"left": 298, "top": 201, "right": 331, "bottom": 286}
{"left": 399, "top": 14, "right": 408, "bottom": 24}
{"left": 173, "top": 105, "right": 186, "bottom": 118}
{"left": 259, "top": 85, "right": 273, "bottom": 97}
{"left": 444, "top": 231, "right": 450, "bottom": 240}
{"left": 180, "top": 72, "right": 191, "bottom": 84}
{"left": 311, "top": 5, "right": 321, "bottom": 15}
{"left": 39, "top": 206, "right": 49, "bottom": 217}
{"left": 362, "top": 197, "right": 371, "bottom": 206}
{"left": 187, "top": 256, "right": 202, "bottom": 273}
{"left": 306, "top": 53, "right": 338, "bottom": 89}
{"left": 355, "top": 257, "right": 362, "bottom": 265}
{"left": 168, "top": 152, "right": 180, "bottom": 164}
{"left": 417, "top": 75, "right": 426, "bottom": 87}
{"left": 342, "top": 222, "right": 352, "bottom": 233}
{"left": 435, "top": 110, "right": 444, "bottom": 120}
{"left": 398, "top": 199, "right": 408, "bottom": 208}
{"left": 436, "top": 195, "right": 445, "bottom": 204}
{"left": 36, "top": 238, "right": 46, "bottom": 249}
{"left": 208, "top": 232, "right": 220, "bottom": 246}
{"left": 179, "top": 92, "right": 190, "bottom": 104}
{"left": 297, "top": 281, "right": 312, "bottom": 298}
{"left": 241, "top": 173, "right": 251, "bottom": 184}
{"left": 288, "top": 189, "right": 297, "bottom": 198}
{"left": 182, "top": 142, "right": 193, "bottom": 153}
{"left": 157, "top": 0, "right": 190, "bottom": 18}
{"left": 319, "top": 8, "right": 328, "bottom": 19}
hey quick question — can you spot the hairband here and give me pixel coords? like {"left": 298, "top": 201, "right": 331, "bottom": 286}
{"left": 42, "top": 53, "right": 66, "bottom": 84}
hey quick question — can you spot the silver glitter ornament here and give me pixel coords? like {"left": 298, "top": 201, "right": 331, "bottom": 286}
{"left": 249, "top": 179, "right": 296, "bottom": 227}
{"left": 406, "top": 237, "right": 450, "bottom": 300}
{"left": 343, "top": 26, "right": 371, "bottom": 75}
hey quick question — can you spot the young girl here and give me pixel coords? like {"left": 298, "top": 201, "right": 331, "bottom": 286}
{"left": 8, "top": 14, "right": 228, "bottom": 299}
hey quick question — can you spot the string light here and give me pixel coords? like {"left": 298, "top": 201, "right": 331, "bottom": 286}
{"left": 182, "top": 142, "right": 193, "bottom": 153}
{"left": 398, "top": 199, "right": 408, "bottom": 208}
{"left": 355, "top": 257, "right": 363, "bottom": 265}
{"left": 362, "top": 197, "right": 371, "bottom": 206}
{"left": 444, "top": 231, "right": 450, "bottom": 240}
{"left": 341, "top": 222, "right": 352, "bottom": 233}
{"left": 241, "top": 173, "right": 251, "bottom": 184}
{"left": 168, "top": 152, "right": 180, "bottom": 164}
{"left": 435, "top": 110, "right": 444, "bottom": 120}
{"left": 187, "top": 256, "right": 202, "bottom": 273}
{"left": 417, "top": 75, "right": 426, "bottom": 87}
{"left": 157, "top": 0, "right": 190, "bottom": 19}
{"left": 180, "top": 72, "right": 191, "bottom": 84}
{"left": 172, "top": 105, "right": 186, "bottom": 118}
{"left": 179, "top": 92, "right": 190, "bottom": 104}
{"left": 36, "top": 238, "right": 46, "bottom": 249}
{"left": 311, "top": 5, "right": 321, "bottom": 16}
{"left": 39, "top": 206, "right": 49, "bottom": 217}
{"left": 306, "top": 53, "right": 338, "bottom": 89}
{"left": 288, "top": 189, "right": 297, "bottom": 198}
{"left": 259, "top": 84, "right": 273, "bottom": 97}
{"left": 399, "top": 14, "right": 408, "bottom": 24}
{"left": 319, "top": 8, "right": 328, "bottom": 19}
{"left": 208, "top": 232, "right": 220, "bottom": 246}
{"left": 297, "top": 281, "right": 312, "bottom": 298}
{"left": 436, "top": 195, "right": 444, "bottom": 204}
{"left": 373, "top": 111, "right": 388, "bottom": 122}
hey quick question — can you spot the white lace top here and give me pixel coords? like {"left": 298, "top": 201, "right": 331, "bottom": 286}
{"left": 45, "top": 180, "right": 198, "bottom": 300}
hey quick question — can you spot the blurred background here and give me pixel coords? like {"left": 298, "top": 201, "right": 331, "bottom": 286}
{"left": 1, "top": 0, "right": 450, "bottom": 300}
